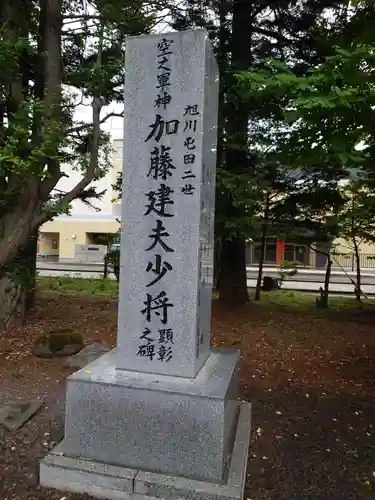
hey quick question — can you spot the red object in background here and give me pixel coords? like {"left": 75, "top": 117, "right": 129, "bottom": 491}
{"left": 276, "top": 240, "right": 285, "bottom": 265}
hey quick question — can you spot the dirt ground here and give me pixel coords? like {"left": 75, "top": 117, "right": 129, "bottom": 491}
{"left": 0, "top": 291, "right": 374, "bottom": 500}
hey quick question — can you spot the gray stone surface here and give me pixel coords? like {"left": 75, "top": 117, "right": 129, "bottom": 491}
{"left": 40, "top": 403, "right": 251, "bottom": 500}
{"left": 52, "top": 348, "right": 239, "bottom": 482}
{"left": 227, "top": 402, "right": 252, "bottom": 490}
{"left": 65, "top": 342, "right": 112, "bottom": 369}
{"left": 196, "top": 37, "right": 218, "bottom": 363}
{"left": 0, "top": 399, "right": 43, "bottom": 431}
{"left": 34, "top": 342, "right": 83, "bottom": 358}
{"left": 33, "top": 329, "right": 84, "bottom": 358}
{"left": 117, "top": 29, "right": 219, "bottom": 378}
{"left": 39, "top": 29, "right": 249, "bottom": 500}
{"left": 40, "top": 454, "right": 136, "bottom": 498}
{"left": 68, "top": 348, "right": 238, "bottom": 399}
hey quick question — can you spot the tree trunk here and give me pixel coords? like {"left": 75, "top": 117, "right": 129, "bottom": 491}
{"left": 353, "top": 237, "right": 361, "bottom": 301}
{"left": 213, "top": 236, "right": 222, "bottom": 292}
{"left": 323, "top": 257, "right": 332, "bottom": 308}
{"left": 25, "top": 230, "right": 39, "bottom": 311}
{"left": 254, "top": 229, "right": 266, "bottom": 301}
{"left": 0, "top": 274, "right": 27, "bottom": 332}
{"left": 217, "top": 0, "right": 251, "bottom": 306}
{"left": 0, "top": 231, "right": 39, "bottom": 331}
{"left": 218, "top": 237, "right": 248, "bottom": 305}
{"left": 103, "top": 255, "right": 109, "bottom": 279}
{"left": 310, "top": 245, "right": 331, "bottom": 308}
{"left": 255, "top": 195, "right": 270, "bottom": 301}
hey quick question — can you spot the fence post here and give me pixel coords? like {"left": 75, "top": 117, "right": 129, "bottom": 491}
{"left": 246, "top": 244, "right": 252, "bottom": 265}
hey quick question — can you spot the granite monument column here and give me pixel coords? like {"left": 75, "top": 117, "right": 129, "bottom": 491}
{"left": 40, "top": 29, "right": 251, "bottom": 500}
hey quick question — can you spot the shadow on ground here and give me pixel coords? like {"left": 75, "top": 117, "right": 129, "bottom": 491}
{"left": 246, "top": 387, "right": 374, "bottom": 500}
{"left": 0, "top": 292, "right": 374, "bottom": 499}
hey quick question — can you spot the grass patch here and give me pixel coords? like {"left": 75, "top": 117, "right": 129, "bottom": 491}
{"left": 37, "top": 276, "right": 118, "bottom": 297}
{"left": 38, "top": 277, "right": 374, "bottom": 314}
{"left": 255, "top": 289, "right": 375, "bottom": 312}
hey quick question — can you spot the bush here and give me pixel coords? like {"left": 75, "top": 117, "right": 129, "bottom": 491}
{"left": 277, "top": 260, "right": 298, "bottom": 287}
{"left": 106, "top": 249, "right": 120, "bottom": 281}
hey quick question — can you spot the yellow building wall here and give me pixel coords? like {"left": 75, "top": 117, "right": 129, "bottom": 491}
{"left": 38, "top": 232, "right": 59, "bottom": 255}
{"left": 308, "top": 250, "right": 316, "bottom": 267}
{"left": 111, "top": 139, "right": 123, "bottom": 215}
{"left": 332, "top": 237, "right": 375, "bottom": 256}
{"left": 38, "top": 138, "right": 123, "bottom": 260}
{"left": 39, "top": 218, "right": 121, "bottom": 259}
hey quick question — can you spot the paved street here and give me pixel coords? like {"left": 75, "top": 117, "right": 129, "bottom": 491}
{"left": 36, "top": 261, "right": 375, "bottom": 295}
{"left": 246, "top": 266, "right": 375, "bottom": 294}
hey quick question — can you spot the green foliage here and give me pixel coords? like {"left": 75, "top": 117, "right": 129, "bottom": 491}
{"left": 234, "top": 0, "right": 375, "bottom": 246}
{"left": 38, "top": 276, "right": 118, "bottom": 297}
{"left": 0, "top": 0, "right": 154, "bottom": 322}
{"left": 106, "top": 248, "right": 120, "bottom": 281}
{"left": 0, "top": 0, "right": 152, "bottom": 271}
{"left": 113, "top": 2, "right": 359, "bottom": 246}
{"left": 261, "top": 289, "right": 373, "bottom": 312}
{"left": 237, "top": 43, "right": 375, "bottom": 178}
{"left": 277, "top": 260, "right": 298, "bottom": 286}
{"left": 338, "top": 181, "right": 375, "bottom": 244}
{"left": 112, "top": 171, "right": 123, "bottom": 202}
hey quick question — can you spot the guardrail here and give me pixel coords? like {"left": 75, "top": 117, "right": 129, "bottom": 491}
{"left": 36, "top": 264, "right": 375, "bottom": 286}
{"left": 332, "top": 253, "right": 375, "bottom": 270}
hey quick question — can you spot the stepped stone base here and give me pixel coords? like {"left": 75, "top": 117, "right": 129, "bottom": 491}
{"left": 40, "top": 403, "right": 251, "bottom": 500}
{"left": 40, "top": 348, "right": 251, "bottom": 499}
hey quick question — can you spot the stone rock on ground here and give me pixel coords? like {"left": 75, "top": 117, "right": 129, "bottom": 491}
{"left": 0, "top": 399, "right": 43, "bottom": 431}
{"left": 65, "top": 342, "right": 112, "bottom": 369}
{"left": 33, "top": 329, "right": 84, "bottom": 358}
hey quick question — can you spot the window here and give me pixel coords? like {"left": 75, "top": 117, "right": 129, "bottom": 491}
{"left": 295, "top": 245, "right": 308, "bottom": 265}
{"left": 284, "top": 244, "right": 295, "bottom": 262}
{"left": 284, "top": 243, "right": 308, "bottom": 265}
{"left": 116, "top": 146, "right": 123, "bottom": 160}
{"left": 265, "top": 242, "right": 277, "bottom": 263}
{"left": 252, "top": 240, "right": 277, "bottom": 264}
{"left": 113, "top": 203, "right": 122, "bottom": 216}
{"left": 250, "top": 240, "right": 309, "bottom": 265}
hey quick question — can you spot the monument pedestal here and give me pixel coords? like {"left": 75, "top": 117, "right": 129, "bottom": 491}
{"left": 40, "top": 350, "right": 251, "bottom": 500}
{"left": 40, "top": 28, "right": 251, "bottom": 500}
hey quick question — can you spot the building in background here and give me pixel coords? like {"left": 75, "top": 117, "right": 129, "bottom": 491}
{"left": 39, "top": 137, "right": 375, "bottom": 267}
{"left": 246, "top": 239, "right": 313, "bottom": 267}
{"left": 38, "top": 138, "right": 123, "bottom": 261}
{"left": 245, "top": 237, "right": 375, "bottom": 270}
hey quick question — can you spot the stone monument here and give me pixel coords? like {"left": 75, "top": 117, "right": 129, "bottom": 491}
{"left": 40, "top": 29, "right": 251, "bottom": 500}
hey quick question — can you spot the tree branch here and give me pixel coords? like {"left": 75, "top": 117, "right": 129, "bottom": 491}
{"left": 38, "top": 103, "right": 103, "bottom": 226}
{"left": 38, "top": 0, "right": 62, "bottom": 201}
{"left": 253, "top": 26, "right": 299, "bottom": 43}
{"left": 37, "top": 13, "right": 105, "bottom": 226}
{"left": 67, "top": 110, "right": 124, "bottom": 134}
{"left": 63, "top": 14, "right": 100, "bottom": 21}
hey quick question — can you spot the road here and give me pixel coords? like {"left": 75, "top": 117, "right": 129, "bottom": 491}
{"left": 36, "top": 261, "right": 375, "bottom": 295}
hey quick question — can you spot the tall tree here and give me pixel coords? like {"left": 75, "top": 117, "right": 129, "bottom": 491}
{"left": 217, "top": 0, "right": 353, "bottom": 305}
{"left": 115, "top": 0, "right": 358, "bottom": 306}
{"left": 0, "top": 0, "right": 151, "bottom": 331}
{"left": 237, "top": 1, "right": 375, "bottom": 303}
{"left": 337, "top": 180, "right": 375, "bottom": 300}
{"left": 216, "top": 0, "right": 252, "bottom": 305}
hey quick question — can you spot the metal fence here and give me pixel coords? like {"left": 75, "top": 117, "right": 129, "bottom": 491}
{"left": 37, "top": 254, "right": 59, "bottom": 262}
{"left": 331, "top": 253, "right": 375, "bottom": 270}
{"left": 245, "top": 243, "right": 375, "bottom": 270}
